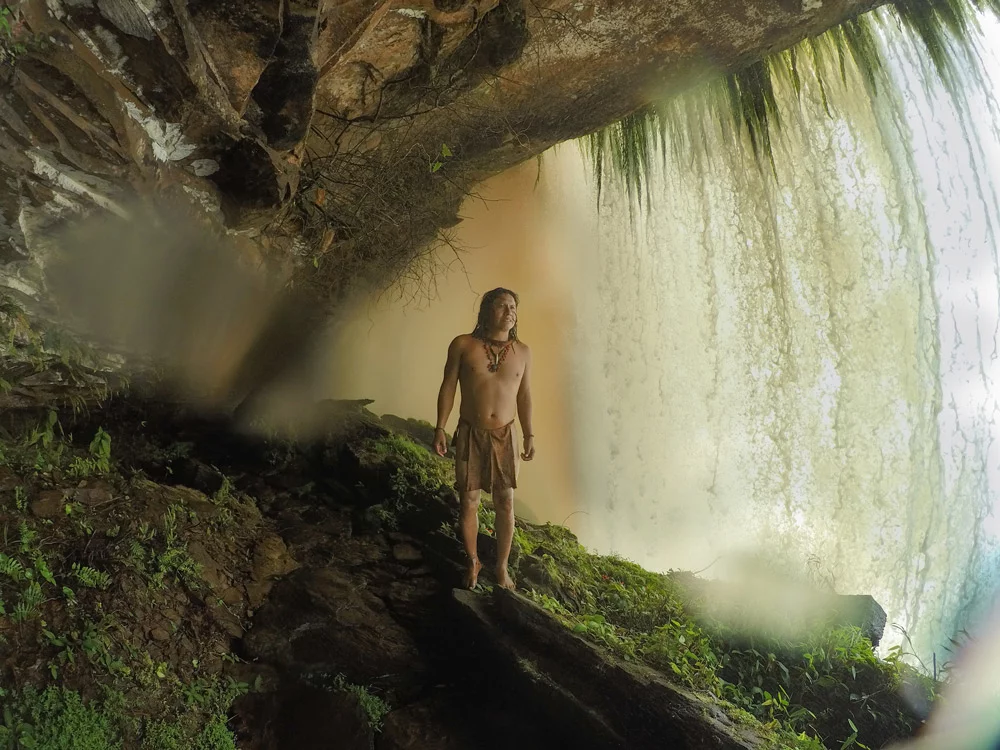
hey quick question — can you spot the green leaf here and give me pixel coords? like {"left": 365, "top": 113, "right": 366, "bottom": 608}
{"left": 441, "top": 143, "right": 453, "bottom": 157}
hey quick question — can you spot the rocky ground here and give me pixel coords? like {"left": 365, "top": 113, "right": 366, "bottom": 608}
{"left": 0, "top": 396, "right": 933, "bottom": 749}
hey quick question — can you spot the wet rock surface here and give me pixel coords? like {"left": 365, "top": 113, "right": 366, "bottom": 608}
{"left": 454, "top": 588, "right": 763, "bottom": 750}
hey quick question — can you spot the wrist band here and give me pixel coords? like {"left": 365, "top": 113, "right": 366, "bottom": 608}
{"left": 434, "top": 427, "right": 445, "bottom": 432}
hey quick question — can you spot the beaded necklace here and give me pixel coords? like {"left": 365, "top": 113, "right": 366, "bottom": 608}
{"left": 483, "top": 338, "right": 514, "bottom": 373}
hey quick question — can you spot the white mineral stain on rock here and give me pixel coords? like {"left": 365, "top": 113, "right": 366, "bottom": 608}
{"left": 92, "top": 25, "right": 125, "bottom": 64}
{"left": 181, "top": 185, "right": 222, "bottom": 215}
{"left": 28, "top": 149, "right": 129, "bottom": 218}
{"left": 45, "top": 0, "right": 66, "bottom": 20}
{"left": 190, "top": 159, "right": 220, "bottom": 177}
{"left": 123, "top": 101, "right": 198, "bottom": 162}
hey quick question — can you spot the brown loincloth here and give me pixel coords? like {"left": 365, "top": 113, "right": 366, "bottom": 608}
{"left": 452, "top": 419, "right": 519, "bottom": 493}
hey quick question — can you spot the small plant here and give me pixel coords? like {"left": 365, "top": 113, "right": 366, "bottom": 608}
{"left": 331, "top": 674, "right": 390, "bottom": 732}
{"left": 369, "top": 503, "right": 399, "bottom": 531}
{"left": 72, "top": 562, "right": 112, "bottom": 589}
{"left": 0, "top": 6, "right": 26, "bottom": 66}
{"left": 429, "top": 143, "right": 453, "bottom": 173}
{"left": 477, "top": 503, "right": 496, "bottom": 536}
{"left": 68, "top": 427, "right": 113, "bottom": 478}
{"left": 25, "top": 409, "right": 65, "bottom": 471}
{"left": 839, "top": 718, "right": 870, "bottom": 749}
{"left": 527, "top": 590, "right": 567, "bottom": 615}
{"left": 512, "top": 525, "right": 536, "bottom": 556}
{"left": 0, "top": 553, "right": 24, "bottom": 581}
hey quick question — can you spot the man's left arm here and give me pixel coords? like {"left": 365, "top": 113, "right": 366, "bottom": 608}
{"left": 517, "top": 346, "right": 535, "bottom": 461}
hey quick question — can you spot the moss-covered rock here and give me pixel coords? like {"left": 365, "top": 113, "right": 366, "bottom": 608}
{"left": 0, "top": 398, "right": 936, "bottom": 749}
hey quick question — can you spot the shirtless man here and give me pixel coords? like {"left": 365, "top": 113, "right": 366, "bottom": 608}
{"left": 433, "top": 287, "right": 535, "bottom": 590}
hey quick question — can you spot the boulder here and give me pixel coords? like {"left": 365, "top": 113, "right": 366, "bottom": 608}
{"left": 671, "top": 573, "right": 889, "bottom": 647}
{"left": 378, "top": 415, "right": 443, "bottom": 452}
{"left": 376, "top": 699, "right": 467, "bottom": 750}
{"left": 242, "top": 568, "right": 424, "bottom": 689}
{"left": 233, "top": 683, "right": 374, "bottom": 750}
{"left": 829, "top": 594, "right": 888, "bottom": 648}
{"left": 452, "top": 589, "right": 763, "bottom": 750}
{"left": 30, "top": 489, "right": 67, "bottom": 518}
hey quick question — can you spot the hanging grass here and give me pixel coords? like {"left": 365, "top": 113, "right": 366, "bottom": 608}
{"left": 585, "top": 0, "right": 1000, "bottom": 208}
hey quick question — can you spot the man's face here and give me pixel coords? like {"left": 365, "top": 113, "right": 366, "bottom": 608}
{"left": 492, "top": 294, "right": 517, "bottom": 332}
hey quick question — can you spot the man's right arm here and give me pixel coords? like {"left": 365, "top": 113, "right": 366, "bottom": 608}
{"left": 434, "top": 336, "right": 463, "bottom": 455}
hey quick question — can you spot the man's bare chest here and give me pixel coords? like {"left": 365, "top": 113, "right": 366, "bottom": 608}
{"left": 462, "top": 343, "right": 524, "bottom": 381}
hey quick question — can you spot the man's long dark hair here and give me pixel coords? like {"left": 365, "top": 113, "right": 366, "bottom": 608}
{"left": 472, "top": 287, "right": 519, "bottom": 341}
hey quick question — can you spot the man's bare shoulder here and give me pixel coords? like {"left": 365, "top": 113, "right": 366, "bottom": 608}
{"left": 450, "top": 333, "right": 476, "bottom": 349}
{"left": 516, "top": 340, "right": 531, "bottom": 355}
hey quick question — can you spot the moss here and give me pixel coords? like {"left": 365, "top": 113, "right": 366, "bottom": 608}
{"left": 362, "top": 432, "right": 453, "bottom": 490}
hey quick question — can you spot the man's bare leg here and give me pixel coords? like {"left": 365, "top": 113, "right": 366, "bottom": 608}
{"left": 459, "top": 489, "right": 483, "bottom": 588}
{"left": 493, "top": 488, "right": 515, "bottom": 590}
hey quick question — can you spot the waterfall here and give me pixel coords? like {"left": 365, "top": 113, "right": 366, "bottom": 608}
{"left": 543, "top": 12, "right": 1000, "bottom": 660}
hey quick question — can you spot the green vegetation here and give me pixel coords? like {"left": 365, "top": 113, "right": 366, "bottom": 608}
{"left": 363, "top": 432, "right": 453, "bottom": 490}
{"left": 516, "top": 524, "right": 931, "bottom": 750}
{"left": 429, "top": 143, "right": 454, "bottom": 174}
{"left": 0, "top": 687, "right": 120, "bottom": 750}
{"left": 301, "top": 672, "right": 391, "bottom": 732}
{"left": 331, "top": 674, "right": 391, "bottom": 732}
{"left": 0, "top": 680, "right": 244, "bottom": 750}
{"left": 0, "top": 6, "right": 25, "bottom": 66}
{"left": 0, "top": 412, "right": 252, "bottom": 749}
{"left": 0, "top": 402, "right": 932, "bottom": 749}
{"left": 360, "top": 423, "right": 916, "bottom": 748}
{"left": 0, "top": 296, "right": 118, "bottom": 413}
{"left": 357, "top": 432, "right": 454, "bottom": 529}
{"left": 586, "top": 0, "right": 1000, "bottom": 206}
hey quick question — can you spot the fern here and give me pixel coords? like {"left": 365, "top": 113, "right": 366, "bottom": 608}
{"left": 22, "top": 581, "right": 43, "bottom": 608}
{"left": 128, "top": 539, "right": 145, "bottom": 564}
{"left": 0, "top": 554, "right": 24, "bottom": 581}
{"left": 162, "top": 505, "right": 180, "bottom": 547}
{"left": 11, "top": 601, "right": 31, "bottom": 623}
{"left": 71, "top": 563, "right": 111, "bottom": 590}
{"left": 18, "top": 521, "right": 37, "bottom": 553}
{"left": 11, "top": 580, "right": 44, "bottom": 621}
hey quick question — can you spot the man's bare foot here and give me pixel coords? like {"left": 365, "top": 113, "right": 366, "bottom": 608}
{"left": 496, "top": 567, "right": 515, "bottom": 590}
{"left": 464, "top": 558, "right": 482, "bottom": 589}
